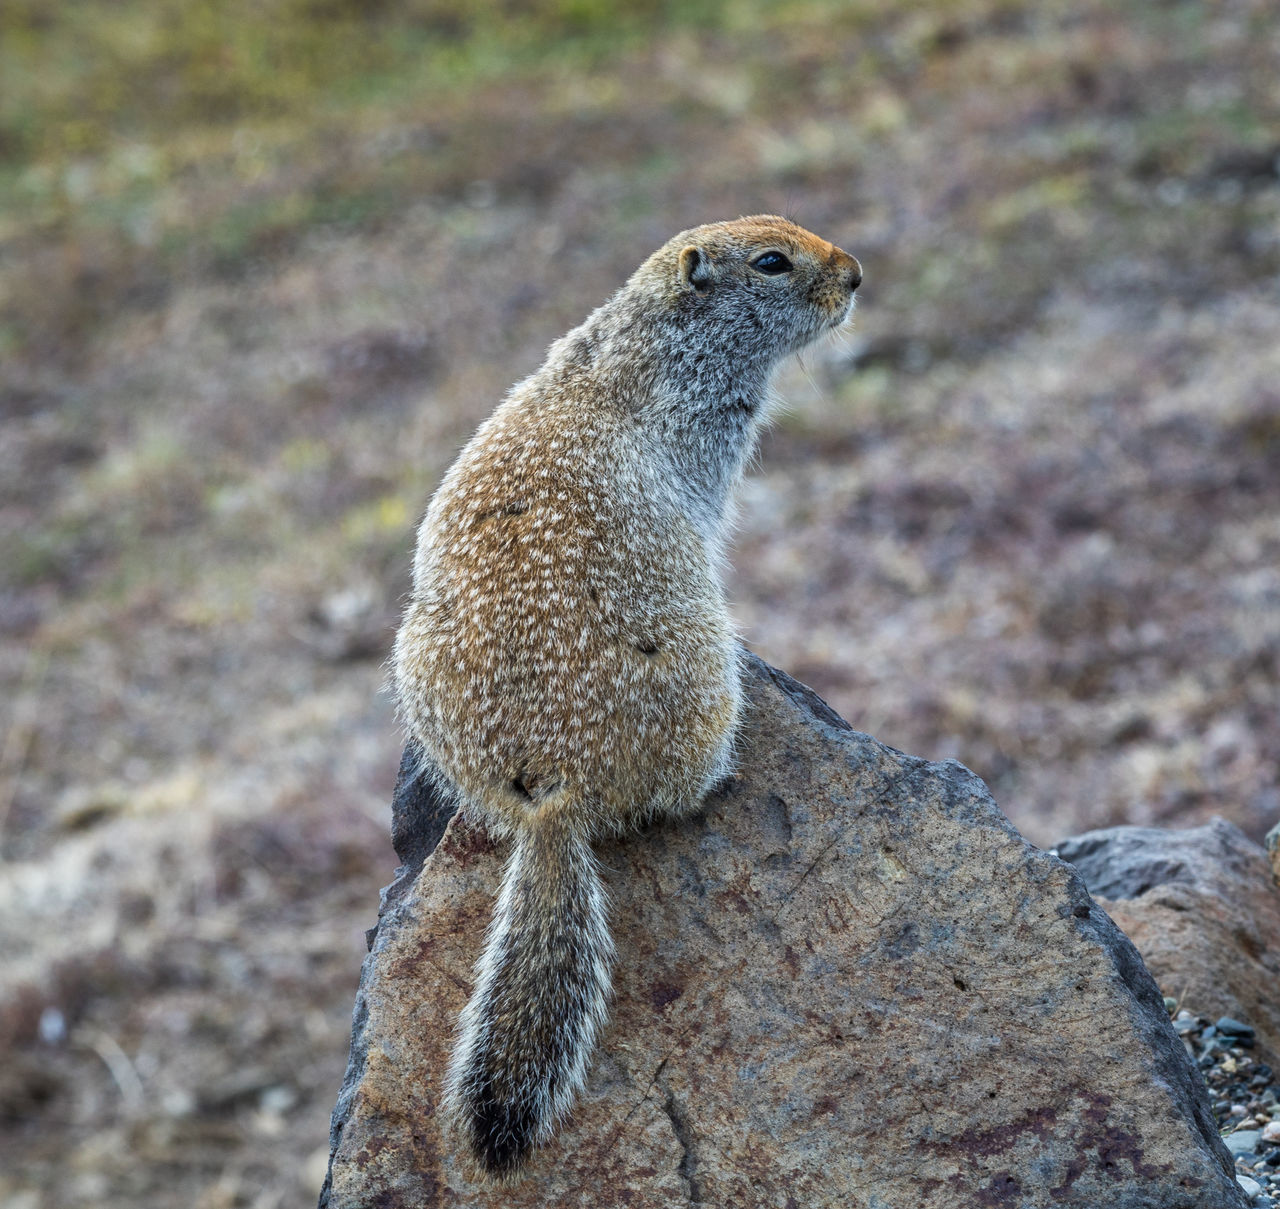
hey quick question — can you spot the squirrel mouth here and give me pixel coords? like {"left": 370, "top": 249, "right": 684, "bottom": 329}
{"left": 828, "top": 297, "right": 856, "bottom": 328}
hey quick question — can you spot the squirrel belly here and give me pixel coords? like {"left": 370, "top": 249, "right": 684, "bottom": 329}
{"left": 392, "top": 215, "right": 861, "bottom": 1176}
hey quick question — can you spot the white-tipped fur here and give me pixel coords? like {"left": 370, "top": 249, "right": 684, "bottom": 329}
{"left": 393, "top": 217, "right": 861, "bottom": 1176}
{"left": 444, "top": 813, "right": 615, "bottom": 1175}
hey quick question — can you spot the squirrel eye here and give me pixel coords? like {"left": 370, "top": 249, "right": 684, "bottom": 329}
{"left": 750, "top": 250, "right": 793, "bottom": 275}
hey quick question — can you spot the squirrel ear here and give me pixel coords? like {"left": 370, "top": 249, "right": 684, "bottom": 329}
{"left": 678, "top": 245, "right": 715, "bottom": 293}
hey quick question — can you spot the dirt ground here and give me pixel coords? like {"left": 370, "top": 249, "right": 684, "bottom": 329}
{"left": 1, "top": 2, "right": 1278, "bottom": 1205}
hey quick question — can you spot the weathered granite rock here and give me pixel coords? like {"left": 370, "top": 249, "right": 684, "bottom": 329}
{"left": 1057, "top": 818, "right": 1280, "bottom": 1065}
{"left": 321, "top": 655, "right": 1245, "bottom": 1208}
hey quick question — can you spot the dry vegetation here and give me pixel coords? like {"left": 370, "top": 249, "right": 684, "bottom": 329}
{"left": 1, "top": 1, "right": 1278, "bottom": 1205}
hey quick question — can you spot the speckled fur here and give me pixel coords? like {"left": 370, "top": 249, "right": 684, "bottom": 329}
{"left": 393, "top": 216, "right": 861, "bottom": 1177}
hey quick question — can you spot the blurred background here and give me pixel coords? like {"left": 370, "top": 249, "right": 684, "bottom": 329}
{"left": 1, "top": 0, "right": 1278, "bottom": 1204}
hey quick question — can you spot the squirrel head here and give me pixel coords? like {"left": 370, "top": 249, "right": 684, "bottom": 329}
{"left": 633, "top": 215, "right": 862, "bottom": 363}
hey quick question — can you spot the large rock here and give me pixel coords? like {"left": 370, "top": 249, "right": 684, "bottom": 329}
{"left": 320, "top": 655, "right": 1244, "bottom": 1208}
{"left": 1057, "top": 818, "right": 1280, "bottom": 1065}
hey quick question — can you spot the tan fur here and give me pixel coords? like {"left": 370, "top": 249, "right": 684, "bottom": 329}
{"left": 393, "top": 216, "right": 860, "bottom": 1176}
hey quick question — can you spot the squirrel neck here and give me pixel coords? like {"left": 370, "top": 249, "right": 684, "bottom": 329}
{"left": 538, "top": 290, "right": 778, "bottom": 541}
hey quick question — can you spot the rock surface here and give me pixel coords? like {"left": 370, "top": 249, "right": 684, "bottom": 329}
{"left": 321, "top": 655, "right": 1245, "bottom": 1208}
{"left": 1057, "top": 819, "right": 1280, "bottom": 1067}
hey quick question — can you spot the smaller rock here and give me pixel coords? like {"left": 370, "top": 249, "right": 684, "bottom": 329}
{"left": 1238, "top": 1173, "right": 1263, "bottom": 1198}
{"left": 1228, "top": 1131, "right": 1264, "bottom": 1155}
{"left": 1263, "top": 1121, "right": 1280, "bottom": 1143}
{"left": 1057, "top": 819, "right": 1280, "bottom": 1064}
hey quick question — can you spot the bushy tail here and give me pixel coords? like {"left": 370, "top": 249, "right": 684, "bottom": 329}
{"left": 446, "top": 808, "right": 614, "bottom": 1177}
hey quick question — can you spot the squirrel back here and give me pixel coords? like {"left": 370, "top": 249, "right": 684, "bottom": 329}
{"left": 393, "top": 215, "right": 861, "bottom": 1176}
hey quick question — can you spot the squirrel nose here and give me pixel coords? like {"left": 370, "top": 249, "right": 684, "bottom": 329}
{"left": 847, "top": 257, "right": 863, "bottom": 291}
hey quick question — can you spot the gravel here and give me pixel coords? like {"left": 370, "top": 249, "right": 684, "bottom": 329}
{"left": 1172, "top": 1007, "right": 1280, "bottom": 1205}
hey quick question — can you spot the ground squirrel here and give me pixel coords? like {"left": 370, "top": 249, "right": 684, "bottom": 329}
{"left": 392, "top": 215, "right": 861, "bottom": 1177}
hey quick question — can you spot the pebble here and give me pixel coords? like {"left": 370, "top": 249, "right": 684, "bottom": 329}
{"left": 37, "top": 1006, "right": 67, "bottom": 1045}
{"left": 1228, "top": 1131, "right": 1263, "bottom": 1155}
{"left": 1265, "top": 1122, "right": 1280, "bottom": 1143}
{"left": 1239, "top": 1174, "right": 1264, "bottom": 1198}
{"left": 1174, "top": 1010, "right": 1199, "bottom": 1034}
{"left": 1219, "top": 1017, "right": 1258, "bottom": 1040}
